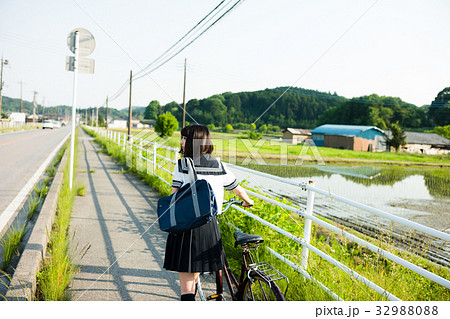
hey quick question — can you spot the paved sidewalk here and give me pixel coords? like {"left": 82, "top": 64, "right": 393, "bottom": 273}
{"left": 70, "top": 129, "right": 179, "bottom": 301}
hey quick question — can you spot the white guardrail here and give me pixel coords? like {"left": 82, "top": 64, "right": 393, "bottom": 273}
{"left": 95, "top": 127, "right": 450, "bottom": 301}
{"left": 0, "top": 122, "right": 41, "bottom": 129}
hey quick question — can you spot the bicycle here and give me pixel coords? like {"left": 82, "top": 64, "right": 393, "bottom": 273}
{"left": 197, "top": 198, "right": 289, "bottom": 301}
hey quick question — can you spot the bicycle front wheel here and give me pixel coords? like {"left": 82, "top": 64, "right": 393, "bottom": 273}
{"left": 242, "top": 274, "right": 285, "bottom": 301}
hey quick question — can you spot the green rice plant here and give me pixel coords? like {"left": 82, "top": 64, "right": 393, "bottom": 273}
{"left": 0, "top": 223, "right": 28, "bottom": 271}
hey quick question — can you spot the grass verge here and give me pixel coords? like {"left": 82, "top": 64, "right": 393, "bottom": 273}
{"left": 35, "top": 127, "right": 85, "bottom": 300}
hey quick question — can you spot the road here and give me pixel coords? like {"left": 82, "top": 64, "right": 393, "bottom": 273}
{"left": 0, "top": 126, "right": 71, "bottom": 222}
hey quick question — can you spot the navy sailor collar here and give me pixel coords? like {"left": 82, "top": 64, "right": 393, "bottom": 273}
{"left": 178, "top": 155, "right": 227, "bottom": 175}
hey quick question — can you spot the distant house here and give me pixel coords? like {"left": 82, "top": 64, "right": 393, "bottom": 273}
{"left": 26, "top": 114, "right": 41, "bottom": 123}
{"left": 108, "top": 119, "right": 127, "bottom": 129}
{"left": 107, "top": 119, "right": 149, "bottom": 129}
{"left": 282, "top": 128, "right": 311, "bottom": 144}
{"left": 311, "top": 124, "right": 384, "bottom": 151}
{"left": 384, "top": 131, "right": 450, "bottom": 155}
{"left": 9, "top": 112, "right": 26, "bottom": 123}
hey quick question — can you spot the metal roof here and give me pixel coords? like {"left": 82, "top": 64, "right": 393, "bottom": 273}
{"left": 282, "top": 128, "right": 311, "bottom": 135}
{"left": 385, "top": 131, "right": 450, "bottom": 146}
{"left": 311, "top": 124, "right": 384, "bottom": 136}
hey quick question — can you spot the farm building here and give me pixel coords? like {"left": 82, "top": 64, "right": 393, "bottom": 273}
{"left": 311, "top": 124, "right": 384, "bottom": 151}
{"left": 282, "top": 128, "right": 311, "bottom": 144}
{"left": 107, "top": 119, "right": 127, "bottom": 129}
{"left": 384, "top": 131, "right": 450, "bottom": 155}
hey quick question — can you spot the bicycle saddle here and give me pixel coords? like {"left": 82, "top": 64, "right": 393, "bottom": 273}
{"left": 233, "top": 231, "right": 264, "bottom": 248}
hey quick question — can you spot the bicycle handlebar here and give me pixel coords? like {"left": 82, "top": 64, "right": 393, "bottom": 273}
{"left": 222, "top": 198, "right": 250, "bottom": 212}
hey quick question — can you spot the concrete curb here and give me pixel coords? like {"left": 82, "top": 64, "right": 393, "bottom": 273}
{"left": 5, "top": 147, "right": 69, "bottom": 301}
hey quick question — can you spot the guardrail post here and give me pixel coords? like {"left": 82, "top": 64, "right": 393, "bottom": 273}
{"left": 138, "top": 140, "right": 143, "bottom": 172}
{"left": 122, "top": 133, "right": 125, "bottom": 151}
{"left": 301, "top": 180, "right": 315, "bottom": 270}
{"left": 126, "top": 135, "right": 133, "bottom": 168}
{"left": 153, "top": 143, "right": 157, "bottom": 174}
{"left": 146, "top": 148, "right": 151, "bottom": 175}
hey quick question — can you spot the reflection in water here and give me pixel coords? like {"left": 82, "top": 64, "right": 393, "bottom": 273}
{"left": 230, "top": 164, "right": 450, "bottom": 266}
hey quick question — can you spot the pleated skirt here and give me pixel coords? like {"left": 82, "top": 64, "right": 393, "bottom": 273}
{"left": 163, "top": 216, "right": 224, "bottom": 273}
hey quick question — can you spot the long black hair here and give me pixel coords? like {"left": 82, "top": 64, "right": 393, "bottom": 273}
{"left": 181, "top": 125, "right": 214, "bottom": 159}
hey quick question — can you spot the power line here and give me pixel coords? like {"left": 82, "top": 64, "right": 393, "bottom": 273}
{"left": 133, "top": 0, "right": 228, "bottom": 79}
{"left": 104, "top": 0, "right": 244, "bottom": 107}
{"left": 133, "top": 0, "right": 245, "bottom": 82}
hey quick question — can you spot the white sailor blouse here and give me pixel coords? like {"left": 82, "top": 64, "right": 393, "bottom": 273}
{"left": 171, "top": 155, "right": 239, "bottom": 215}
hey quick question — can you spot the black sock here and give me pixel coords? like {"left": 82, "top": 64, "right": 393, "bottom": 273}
{"left": 180, "top": 293, "right": 195, "bottom": 301}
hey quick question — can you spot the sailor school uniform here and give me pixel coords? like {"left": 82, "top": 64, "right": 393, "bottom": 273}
{"left": 163, "top": 154, "right": 239, "bottom": 273}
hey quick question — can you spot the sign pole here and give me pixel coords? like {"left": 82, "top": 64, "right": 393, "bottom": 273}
{"left": 69, "top": 31, "right": 79, "bottom": 190}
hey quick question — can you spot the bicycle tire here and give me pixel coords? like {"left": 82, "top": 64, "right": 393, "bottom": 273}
{"left": 241, "top": 274, "right": 285, "bottom": 301}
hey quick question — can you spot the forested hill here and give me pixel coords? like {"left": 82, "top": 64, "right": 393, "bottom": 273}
{"left": 4, "top": 86, "right": 446, "bottom": 129}
{"left": 162, "top": 87, "right": 438, "bottom": 129}
{"left": 170, "top": 87, "right": 346, "bottom": 129}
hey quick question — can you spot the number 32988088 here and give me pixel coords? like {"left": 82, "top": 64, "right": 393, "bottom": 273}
{"left": 376, "top": 305, "right": 438, "bottom": 316}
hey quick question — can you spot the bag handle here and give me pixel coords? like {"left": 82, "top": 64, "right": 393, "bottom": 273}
{"left": 185, "top": 157, "right": 198, "bottom": 185}
{"left": 168, "top": 158, "right": 202, "bottom": 228}
{"left": 185, "top": 158, "right": 201, "bottom": 218}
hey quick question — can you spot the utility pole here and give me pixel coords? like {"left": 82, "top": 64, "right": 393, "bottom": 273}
{"left": 18, "top": 80, "right": 24, "bottom": 113}
{"left": 41, "top": 97, "right": 45, "bottom": 122}
{"left": 0, "top": 57, "right": 9, "bottom": 119}
{"left": 182, "top": 58, "right": 187, "bottom": 128}
{"left": 32, "top": 91, "right": 38, "bottom": 123}
{"left": 105, "top": 96, "right": 109, "bottom": 129}
{"left": 127, "top": 70, "right": 132, "bottom": 141}
{"left": 96, "top": 107, "right": 98, "bottom": 128}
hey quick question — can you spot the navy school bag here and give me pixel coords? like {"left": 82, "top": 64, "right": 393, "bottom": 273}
{"left": 157, "top": 157, "right": 218, "bottom": 233}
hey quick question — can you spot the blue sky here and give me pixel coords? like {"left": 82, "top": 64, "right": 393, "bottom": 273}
{"left": 1, "top": 0, "right": 449, "bottom": 112}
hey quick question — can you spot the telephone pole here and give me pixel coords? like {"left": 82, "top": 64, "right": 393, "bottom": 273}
{"left": 182, "top": 58, "right": 187, "bottom": 128}
{"left": 127, "top": 70, "right": 132, "bottom": 140}
{"left": 0, "top": 57, "right": 9, "bottom": 119}
{"left": 105, "top": 96, "right": 109, "bottom": 129}
{"left": 32, "top": 91, "right": 38, "bottom": 123}
{"left": 18, "top": 80, "right": 24, "bottom": 113}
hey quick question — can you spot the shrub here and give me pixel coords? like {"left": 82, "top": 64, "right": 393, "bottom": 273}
{"left": 224, "top": 124, "right": 233, "bottom": 133}
{"left": 155, "top": 112, "right": 179, "bottom": 137}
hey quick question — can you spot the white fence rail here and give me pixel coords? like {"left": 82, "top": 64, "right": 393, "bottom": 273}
{"left": 95, "top": 127, "right": 450, "bottom": 301}
{"left": 0, "top": 122, "right": 41, "bottom": 129}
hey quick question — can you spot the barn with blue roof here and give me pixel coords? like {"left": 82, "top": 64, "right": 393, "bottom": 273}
{"left": 311, "top": 124, "right": 385, "bottom": 151}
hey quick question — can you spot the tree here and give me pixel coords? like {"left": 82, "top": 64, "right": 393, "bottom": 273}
{"left": 98, "top": 113, "right": 105, "bottom": 127}
{"left": 224, "top": 124, "right": 233, "bottom": 132}
{"left": 258, "top": 124, "right": 268, "bottom": 133}
{"left": 385, "top": 122, "right": 406, "bottom": 152}
{"left": 144, "top": 100, "right": 162, "bottom": 120}
{"left": 432, "top": 125, "right": 450, "bottom": 139}
{"left": 155, "top": 112, "right": 178, "bottom": 137}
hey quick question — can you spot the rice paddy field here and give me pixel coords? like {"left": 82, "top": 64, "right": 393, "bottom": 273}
{"left": 96, "top": 127, "right": 449, "bottom": 300}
